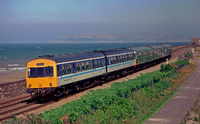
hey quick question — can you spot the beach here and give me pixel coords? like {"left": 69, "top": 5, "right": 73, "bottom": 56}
{"left": 0, "top": 71, "right": 26, "bottom": 84}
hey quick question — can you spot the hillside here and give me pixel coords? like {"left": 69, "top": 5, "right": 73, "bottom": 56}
{"left": 53, "top": 32, "right": 191, "bottom": 43}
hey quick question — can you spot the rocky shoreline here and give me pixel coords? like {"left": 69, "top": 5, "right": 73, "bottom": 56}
{"left": 0, "top": 80, "right": 27, "bottom": 101}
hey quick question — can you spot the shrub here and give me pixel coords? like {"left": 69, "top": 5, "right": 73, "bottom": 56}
{"left": 155, "top": 81, "right": 169, "bottom": 91}
{"left": 185, "top": 52, "right": 192, "bottom": 58}
{"left": 160, "top": 64, "right": 173, "bottom": 72}
{"left": 142, "top": 87, "right": 155, "bottom": 98}
{"left": 175, "top": 59, "right": 189, "bottom": 66}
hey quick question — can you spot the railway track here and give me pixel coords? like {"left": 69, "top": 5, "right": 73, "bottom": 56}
{"left": 0, "top": 95, "right": 54, "bottom": 122}
{"left": 0, "top": 94, "right": 31, "bottom": 108}
{"left": 171, "top": 45, "right": 191, "bottom": 59}
{"left": 0, "top": 45, "right": 192, "bottom": 122}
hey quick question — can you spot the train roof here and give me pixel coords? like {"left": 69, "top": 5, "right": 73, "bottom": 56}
{"left": 128, "top": 46, "right": 152, "bottom": 51}
{"left": 37, "top": 44, "right": 171, "bottom": 63}
{"left": 38, "top": 51, "right": 104, "bottom": 63}
{"left": 149, "top": 44, "right": 165, "bottom": 49}
{"left": 128, "top": 44, "right": 171, "bottom": 52}
{"left": 101, "top": 48, "right": 133, "bottom": 56}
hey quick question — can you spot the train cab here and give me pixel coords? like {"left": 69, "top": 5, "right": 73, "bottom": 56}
{"left": 26, "top": 58, "right": 57, "bottom": 98}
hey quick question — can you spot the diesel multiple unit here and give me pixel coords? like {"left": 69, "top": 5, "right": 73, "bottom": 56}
{"left": 26, "top": 44, "right": 172, "bottom": 99}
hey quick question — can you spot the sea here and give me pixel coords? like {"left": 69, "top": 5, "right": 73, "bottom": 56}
{"left": 0, "top": 42, "right": 190, "bottom": 74}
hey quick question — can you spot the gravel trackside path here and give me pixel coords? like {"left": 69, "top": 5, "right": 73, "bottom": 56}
{"left": 145, "top": 59, "right": 200, "bottom": 124}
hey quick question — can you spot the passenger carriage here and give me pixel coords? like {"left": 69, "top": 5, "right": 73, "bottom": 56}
{"left": 101, "top": 48, "right": 136, "bottom": 78}
{"left": 26, "top": 51, "right": 107, "bottom": 99}
{"left": 128, "top": 44, "right": 172, "bottom": 69}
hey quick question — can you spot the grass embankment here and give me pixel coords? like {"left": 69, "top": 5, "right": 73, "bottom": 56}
{"left": 3, "top": 58, "right": 195, "bottom": 124}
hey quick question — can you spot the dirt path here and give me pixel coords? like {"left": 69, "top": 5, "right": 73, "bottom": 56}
{"left": 145, "top": 59, "right": 200, "bottom": 124}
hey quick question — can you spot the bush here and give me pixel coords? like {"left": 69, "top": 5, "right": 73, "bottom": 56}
{"left": 142, "top": 87, "right": 155, "bottom": 98}
{"left": 175, "top": 59, "right": 189, "bottom": 66}
{"left": 155, "top": 81, "right": 169, "bottom": 91}
{"left": 185, "top": 52, "right": 192, "bottom": 58}
{"left": 160, "top": 64, "right": 173, "bottom": 72}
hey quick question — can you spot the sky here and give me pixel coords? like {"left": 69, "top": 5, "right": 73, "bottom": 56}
{"left": 1, "top": 0, "right": 200, "bottom": 43}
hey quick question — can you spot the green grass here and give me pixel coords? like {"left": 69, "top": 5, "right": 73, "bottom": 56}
{"left": 142, "top": 87, "right": 179, "bottom": 123}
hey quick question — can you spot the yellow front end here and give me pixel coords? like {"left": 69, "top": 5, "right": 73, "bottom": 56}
{"left": 26, "top": 59, "right": 57, "bottom": 89}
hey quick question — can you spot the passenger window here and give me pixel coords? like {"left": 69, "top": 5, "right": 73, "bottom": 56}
{"left": 150, "top": 50, "right": 153, "bottom": 56}
{"left": 92, "top": 60, "right": 95, "bottom": 69}
{"left": 76, "top": 63, "right": 81, "bottom": 72}
{"left": 95, "top": 60, "right": 98, "bottom": 68}
{"left": 119, "top": 56, "right": 122, "bottom": 63}
{"left": 86, "top": 61, "right": 90, "bottom": 70}
{"left": 108, "top": 58, "right": 111, "bottom": 65}
{"left": 81, "top": 62, "right": 85, "bottom": 71}
{"left": 122, "top": 56, "right": 125, "bottom": 62}
{"left": 67, "top": 64, "right": 72, "bottom": 74}
{"left": 129, "top": 54, "right": 133, "bottom": 60}
{"left": 116, "top": 56, "right": 118, "bottom": 63}
{"left": 62, "top": 65, "right": 67, "bottom": 75}
{"left": 110, "top": 57, "right": 114, "bottom": 64}
{"left": 98, "top": 59, "right": 101, "bottom": 67}
{"left": 125, "top": 55, "right": 128, "bottom": 61}
{"left": 102, "top": 59, "right": 105, "bottom": 66}
{"left": 113, "top": 57, "right": 117, "bottom": 64}
{"left": 72, "top": 63, "right": 76, "bottom": 73}
{"left": 90, "top": 61, "right": 93, "bottom": 69}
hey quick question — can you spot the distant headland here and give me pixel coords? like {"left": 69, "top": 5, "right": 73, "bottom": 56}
{"left": 52, "top": 32, "right": 191, "bottom": 43}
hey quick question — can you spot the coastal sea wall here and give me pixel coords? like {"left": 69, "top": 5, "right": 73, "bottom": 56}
{"left": 0, "top": 80, "right": 27, "bottom": 100}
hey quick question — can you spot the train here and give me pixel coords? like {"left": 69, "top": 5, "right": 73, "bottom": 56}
{"left": 26, "top": 44, "right": 172, "bottom": 100}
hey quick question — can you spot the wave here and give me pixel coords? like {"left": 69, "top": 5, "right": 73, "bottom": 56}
{"left": 8, "top": 64, "right": 20, "bottom": 67}
{"left": 0, "top": 68, "right": 6, "bottom": 72}
{"left": 8, "top": 67, "right": 26, "bottom": 71}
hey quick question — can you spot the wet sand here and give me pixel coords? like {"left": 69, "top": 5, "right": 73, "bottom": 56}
{"left": 0, "top": 71, "right": 26, "bottom": 84}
